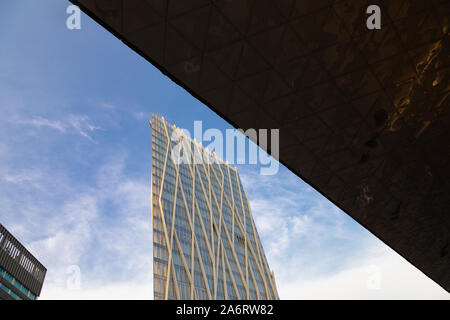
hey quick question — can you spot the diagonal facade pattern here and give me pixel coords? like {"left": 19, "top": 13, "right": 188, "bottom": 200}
{"left": 151, "top": 114, "right": 278, "bottom": 300}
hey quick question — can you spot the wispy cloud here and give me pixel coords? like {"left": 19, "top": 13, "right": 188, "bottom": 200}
{"left": 19, "top": 116, "right": 66, "bottom": 133}
{"left": 1, "top": 169, "right": 42, "bottom": 184}
{"left": 68, "top": 115, "right": 103, "bottom": 143}
{"left": 98, "top": 102, "right": 116, "bottom": 110}
{"left": 12, "top": 114, "right": 103, "bottom": 143}
{"left": 133, "top": 111, "right": 146, "bottom": 120}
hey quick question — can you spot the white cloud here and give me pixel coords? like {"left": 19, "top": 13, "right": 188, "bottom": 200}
{"left": 279, "top": 243, "right": 450, "bottom": 300}
{"left": 25, "top": 193, "right": 99, "bottom": 289}
{"left": 41, "top": 282, "right": 153, "bottom": 300}
{"left": 19, "top": 116, "right": 66, "bottom": 133}
{"left": 12, "top": 114, "right": 102, "bottom": 142}
{"left": 68, "top": 115, "right": 103, "bottom": 143}
{"left": 99, "top": 102, "right": 116, "bottom": 110}
{"left": 239, "top": 166, "right": 450, "bottom": 300}
{"left": 133, "top": 111, "right": 146, "bottom": 120}
{"left": 1, "top": 169, "right": 42, "bottom": 184}
{"left": 4, "top": 155, "right": 154, "bottom": 300}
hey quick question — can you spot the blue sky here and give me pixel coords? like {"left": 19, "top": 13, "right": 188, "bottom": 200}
{"left": 0, "top": 1, "right": 448, "bottom": 299}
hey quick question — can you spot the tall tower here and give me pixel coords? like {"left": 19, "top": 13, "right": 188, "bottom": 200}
{"left": 151, "top": 114, "right": 278, "bottom": 300}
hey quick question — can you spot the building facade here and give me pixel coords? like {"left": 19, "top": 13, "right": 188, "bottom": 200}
{"left": 151, "top": 114, "right": 278, "bottom": 300}
{"left": 0, "top": 224, "right": 46, "bottom": 300}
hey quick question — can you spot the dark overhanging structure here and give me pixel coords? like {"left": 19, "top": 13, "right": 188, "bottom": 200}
{"left": 69, "top": 0, "right": 450, "bottom": 293}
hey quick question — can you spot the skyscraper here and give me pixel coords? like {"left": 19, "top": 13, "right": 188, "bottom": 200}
{"left": 151, "top": 114, "right": 278, "bottom": 300}
{"left": 0, "top": 224, "right": 46, "bottom": 300}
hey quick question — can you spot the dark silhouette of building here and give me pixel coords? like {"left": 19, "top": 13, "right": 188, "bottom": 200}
{"left": 0, "top": 224, "right": 46, "bottom": 300}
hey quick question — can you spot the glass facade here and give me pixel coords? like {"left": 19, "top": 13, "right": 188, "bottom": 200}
{"left": 151, "top": 114, "right": 278, "bottom": 300}
{"left": 0, "top": 267, "right": 36, "bottom": 300}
